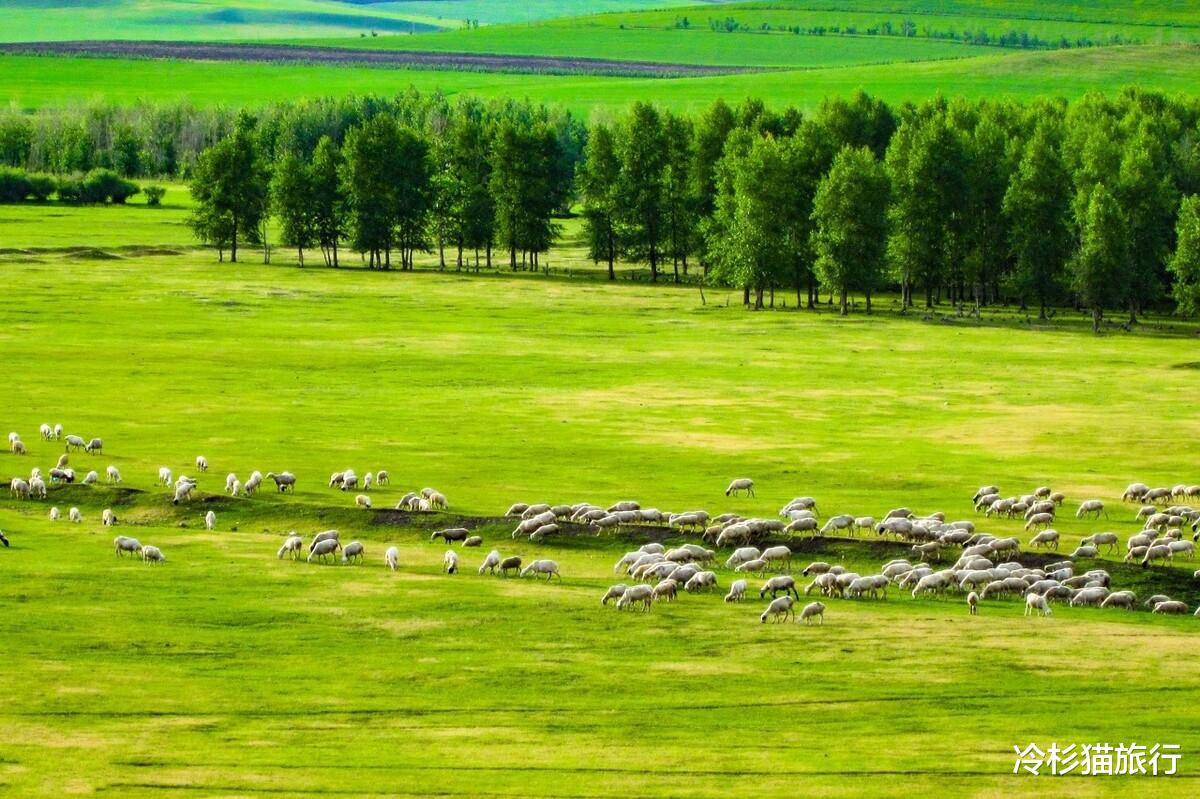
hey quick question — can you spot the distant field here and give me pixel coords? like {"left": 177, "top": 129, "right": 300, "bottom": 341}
{"left": 3, "top": 44, "right": 1199, "bottom": 114}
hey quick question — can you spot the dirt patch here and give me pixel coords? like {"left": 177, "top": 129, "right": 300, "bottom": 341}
{"left": 0, "top": 41, "right": 770, "bottom": 78}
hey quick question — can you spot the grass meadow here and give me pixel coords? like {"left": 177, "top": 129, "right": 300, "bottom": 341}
{"left": 2, "top": 229, "right": 1200, "bottom": 796}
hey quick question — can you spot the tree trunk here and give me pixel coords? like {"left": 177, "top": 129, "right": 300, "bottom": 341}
{"left": 333, "top": 243, "right": 339, "bottom": 268}
{"left": 230, "top": 219, "right": 238, "bottom": 263}
{"left": 298, "top": 247, "right": 304, "bottom": 267}
{"left": 743, "top": 286, "right": 750, "bottom": 306}
{"left": 866, "top": 290, "right": 872, "bottom": 313}
{"left": 839, "top": 287, "right": 848, "bottom": 316}
{"left": 1092, "top": 306, "right": 1102, "bottom": 334}
{"left": 754, "top": 286, "right": 764, "bottom": 310}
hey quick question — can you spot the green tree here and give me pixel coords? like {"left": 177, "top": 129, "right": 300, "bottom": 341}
{"left": 1003, "top": 123, "right": 1073, "bottom": 318}
{"left": 579, "top": 122, "right": 622, "bottom": 280}
{"left": 1071, "top": 183, "right": 1130, "bottom": 333}
{"left": 811, "top": 146, "right": 890, "bottom": 314}
{"left": 271, "top": 152, "right": 317, "bottom": 266}
{"left": 188, "top": 113, "right": 269, "bottom": 263}
{"left": 1116, "top": 120, "right": 1178, "bottom": 322}
{"left": 615, "top": 102, "right": 668, "bottom": 282}
{"left": 662, "top": 111, "right": 696, "bottom": 282}
{"left": 490, "top": 120, "right": 560, "bottom": 271}
{"left": 1168, "top": 194, "right": 1200, "bottom": 316}
{"left": 344, "top": 115, "right": 402, "bottom": 268}
{"left": 310, "top": 136, "right": 347, "bottom": 267}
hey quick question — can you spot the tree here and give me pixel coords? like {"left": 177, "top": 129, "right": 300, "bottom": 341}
{"left": 811, "top": 146, "right": 890, "bottom": 314}
{"left": 271, "top": 152, "right": 317, "bottom": 266}
{"left": 390, "top": 125, "right": 432, "bottom": 271}
{"left": 578, "top": 122, "right": 621, "bottom": 280}
{"left": 615, "top": 103, "right": 668, "bottom": 282}
{"left": 1003, "top": 123, "right": 1072, "bottom": 318}
{"left": 344, "top": 115, "right": 401, "bottom": 268}
{"left": 1168, "top": 194, "right": 1200, "bottom": 316}
{"left": 1071, "top": 183, "right": 1129, "bottom": 333}
{"left": 662, "top": 111, "right": 697, "bottom": 282}
{"left": 1116, "top": 119, "right": 1178, "bottom": 322}
{"left": 490, "top": 120, "right": 560, "bottom": 271}
{"left": 188, "top": 113, "right": 269, "bottom": 263}
{"left": 309, "top": 135, "right": 348, "bottom": 267}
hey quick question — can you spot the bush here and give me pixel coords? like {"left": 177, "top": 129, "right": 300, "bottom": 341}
{"left": 27, "top": 174, "right": 56, "bottom": 202}
{"left": 144, "top": 184, "right": 166, "bottom": 206}
{"left": 81, "top": 168, "right": 140, "bottom": 204}
{"left": 56, "top": 175, "right": 84, "bottom": 203}
{"left": 0, "top": 166, "right": 32, "bottom": 203}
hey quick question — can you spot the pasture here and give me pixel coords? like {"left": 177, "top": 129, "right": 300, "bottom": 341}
{"left": 2, "top": 215, "right": 1200, "bottom": 794}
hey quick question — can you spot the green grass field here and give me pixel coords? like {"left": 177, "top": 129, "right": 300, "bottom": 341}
{"left": 2, "top": 228, "right": 1200, "bottom": 796}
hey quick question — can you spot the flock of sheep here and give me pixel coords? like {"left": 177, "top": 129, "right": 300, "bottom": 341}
{"left": 5, "top": 434, "right": 1200, "bottom": 624}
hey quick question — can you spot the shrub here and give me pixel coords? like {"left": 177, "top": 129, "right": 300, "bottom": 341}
{"left": 81, "top": 168, "right": 140, "bottom": 204}
{"left": 27, "top": 174, "right": 56, "bottom": 201}
{"left": 144, "top": 184, "right": 166, "bottom": 206}
{"left": 56, "top": 175, "right": 85, "bottom": 203}
{"left": 0, "top": 166, "right": 32, "bottom": 202}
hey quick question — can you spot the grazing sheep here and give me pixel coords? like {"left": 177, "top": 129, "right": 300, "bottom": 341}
{"left": 431, "top": 527, "right": 469, "bottom": 544}
{"left": 222, "top": 472, "right": 237, "bottom": 493}
{"left": 339, "top": 472, "right": 357, "bottom": 491}
{"left": 822, "top": 514, "right": 855, "bottom": 535}
{"left": 1024, "top": 513, "right": 1054, "bottom": 530}
{"left": 49, "top": 506, "right": 60, "bottom": 521}
{"left": 911, "top": 573, "right": 950, "bottom": 598}
{"left": 342, "top": 541, "right": 365, "bottom": 564}
{"left": 157, "top": 466, "right": 173, "bottom": 486}
{"left": 884, "top": 507, "right": 913, "bottom": 521}
{"left": 616, "top": 584, "right": 654, "bottom": 611}
{"left": 172, "top": 482, "right": 194, "bottom": 504}
{"left": 798, "top": 601, "right": 826, "bottom": 625}
{"left": 355, "top": 494, "right": 372, "bottom": 509}
{"left": 1025, "top": 593, "right": 1052, "bottom": 617}
{"left": 39, "top": 423, "right": 52, "bottom": 440}
{"left": 9, "top": 439, "right": 25, "bottom": 455}
{"left": 1076, "top": 499, "right": 1107, "bottom": 519}
{"left": 653, "top": 579, "right": 678, "bottom": 602}
{"left": 759, "top": 575, "right": 799, "bottom": 600}
{"left": 376, "top": 471, "right": 390, "bottom": 486}
{"left": 82, "top": 470, "right": 98, "bottom": 485}
{"left": 64, "top": 434, "right": 86, "bottom": 452}
{"left": 760, "top": 596, "right": 795, "bottom": 623}
{"left": 1141, "top": 544, "right": 1172, "bottom": 567}
{"left": 69, "top": 507, "right": 81, "bottom": 523}
{"left": 27, "top": 476, "right": 46, "bottom": 499}
{"left": 443, "top": 550, "right": 459, "bottom": 574}
{"left": 785, "top": 517, "right": 818, "bottom": 535}
{"left": 84, "top": 438, "right": 103, "bottom": 454}
{"left": 967, "top": 591, "right": 978, "bottom": 615}
{"left": 1122, "top": 482, "right": 1150, "bottom": 502}
{"left": 498, "top": 556, "right": 522, "bottom": 576}
{"left": 308, "top": 538, "right": 340, "bottom": 563}
{"left": 196, "top": 455, "right": 208, "bottom": 472}
{"left": 309, "top": 530, "right": 340, "bottom": 551}
{"left": 102, "top": 508, "right": 116, "bottom": 527}
{"left": 1069, "top": 586, "right": 1110, "bottom": 607}
{"left": 529, "top": 524, "right": 559, "bottom": 542}
{"left": 362, "top": 472, "right": 373, "bottom": 491}
{"left": 141, "top": 545, "right": 165, "bottom": 564}
{"left": 735, "top": 558, "right": 768, "bottom": 576}
{"left": 1070, "top": 544, "right": 1099, "bottom": 559}
{"left": 114, "top": 535, "right": 142, "bottom": 557}
{"left": 462, "top": 535, "right": 483, "bottom": 548}
{"left": 267, "top": 472, "right": 296, "bottom": 493}
{"left": 521, "top": 559, "right": 560, "bottom": 581}
{"left": 277, "top": 535, "right": 304, "bottom": 559}
{"left": 725, "top": 478, "right": 755, "bottom": 497}
{"left": 478, "top": 550, "right": 501, "bottom": 575}
{"left": 1081, "top": 532, "right": 1118, "bottom": 553}
{"left": 724, "top": 547, "right": 761, "bottom": 570}
{"left": 385, "top": 546, "right": 400, "bottom": 571}
{"left": 685, "top": 571, "right": 718, "bottom": 593}
{"left": 1152, "top": 600, "right": 1188, "bottom": 615}
{"left": 204, "top": 510, "right": 216, "bottom": 531}
{"left": 760, "top": 545, "right": 793, "bottom": 572}
{"left": 428, "top": 491, "right": 448, "bottom": 510}
{"left": 801, "top": 561, "right": 831, "bottom": 576}
{"left": 601, "top": 584, "right": 629, "bottom": 605}
{"left": 1101, "top": 591, "right": 1137, "bottom": 610}
{"left": 725, "top": 579, "right": 748, "bottom": 603}
{"left": 1169, "top": 540, "right": 1195, "bottom": 559}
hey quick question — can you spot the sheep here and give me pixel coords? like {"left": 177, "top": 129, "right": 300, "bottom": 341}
{"left": 521, "top": 559, "right": 560, "bottom": 581}
{"left": 1023, "top": 500, "right": 1055, "bottom": 520}
{"left": 973, "top": 485, "right": 1000, "bottom": 503}
{"left": 10, "top": 439, "right": 26, "bottom": 456}
{"left": 355, "top": 494, "right": 372, "bottom": 510}
{"left": 385, "top": 546, "right": 400, "bottom": 571}
{"left": 196, "top": 455, "right": 208, "bottom": 472}
{"left": 477, "top": 549, "right": 502, "bottom": 575}
{"left": 725, "top": 579, "right": 748, "bottom": 603}
{"left": 801, "top": 561, "right": 831, "bottom": 576}
{"left": 342, "top": 541, "right": 365, "bottom": 564}
{"left": 616, "top": 584, "right": 654, "bottom": 611}
{"left": 243, "top": 472, "right": 263, "bottom": 495}
{"left": 853, "top": 516, "right": 876, "bottom": 535}
{"left": 760, "top": 545, "right": 793, "bottom": 572}
{"left": 267, "top": 472, "right": 296, "bottom": 493}
{"left": 157, "top": 466, "right": 173, "bottom": 486}
{"left": 1024, "top": 513, "right": 1054, "bottom": 530}
{"left": 102, "top": 508, "right": 116, "bottom": 527}
{"left": 798, "top": 601, "right": 826, "bottom": 625}
{"left": 431, "top": 527, "right": 470, "bottom": 544}
{"left": 39, "top": 423, "right": 52, "bottom": 440}
{"left": 1025, "top": 593, "right": 1052, "bottom": 617}
{"left": 277, "top": 535, "right": 304, "bottom": 559}
{"left": 52, "top": 424, "right": 62, "bottom": 440}
{"left": 141, "top": 545, "right": 165, "bottom": 564}
{"left": 1070, "top": 544, "right": 1099, "bottom": 559}
{"left": 114, "top": 535, "right": 142, "bottom": 557}
{"left": 1141, "top": 544, "right": 1172, "bottom": 567}
{"left": 1169, "top": 540, "right": 1195, "bottom": 559}
{"left": 822, "top": 514, "right": 854, "bottom": 535}
{"left": 49, "top": 506, "right": 60, "bottom": 521}
{"left": 783, "top": 517, "right": 818, "bottom": 535}
{"left": 84, "top": 438, "right": 103, "bottom": 454}
{"left": 498, "top": 556, "right": 522, "bottom": 576}
{"left": 911, "top": 573, "right": 949, "bottom": 598}
{"left": 49, "top": 467, "right": 73, "bottom": 484}
{"left": 64, "top": 435, "right": 86, "bottom": 451}
{"left": 462, "top": 535, "right": 483, "bottom": 548}
{"left": 1080, "top": 532, "right": 1119, "bottom": 553}
{"left": 601, "top": 584, "right": 628, "bottom": 605}
{"left": 172, "top": 482, "right": 195, "bottom": 504}
{"left": 529, "top": 524, "right": 559, "bottom": 542}
{"left": 309, "top": 530, "right": 340, "bottom": 551}
{"left": 967, "top": 591, "right": 978, "bottom": 615}
{"left": 27, "top": 476, "right": 46, "bottom": 499}
{"left": 505, "top": 502, "right": 530, "bottom": 517}
{"left": 759, "top": 575, "right": 799, "bottom": 600}
{"left": 1101, "top": 590, "right": 1137, "bottom": 610}
{"left": 308, "top": 538, "right": 340, "bottom": 562}
{"left": 1152, "top": 600, "right": 1188, "bottom": 615}
{"left": 428, "top": 491, "right": 448, "bottom": 510}
{"left": 735, "top": 558, "right": 768, "bottom": 576}
{"left": 760, "top": 596, "right": 795, "bottom": 623}
{"left": 339, "top": 471, "right": 358, "bottom": 491}
{"left": 912, "top": 541, "right": 944, "bottom": 562}
{"left": 725, "top": 478, "right": 755, "bottom": 497}
{"left": 204, "top": 510, "right": 216, "bottom": 531}
{"left": 329, "top": 471, "right": 346, "bottom": 488}
{"left": 685, "top": 571, "right": 718, "bottom": 593}
{"left": 1122, "top": 482, "right": 1150, "bottom": 502}
{"left": 362, "top": 472, "right": 373, "bottom": 491}
{"left": 884, "top": 507, "right": 913, "bottom": 521}
{"left": 1075, "top": 499, "right": 1107, "bottom": 520}
{"left": 69, "top": 507, "right": 81, "bottom": 523}
{"left": 1069, "top": 586, "right": 1110, "bottom": 607}
{"left": 82, "top": 470, "right": 98, "bottom": 486}
{"left": 443, "top": 550, "right": 459, "bottom": 574}
{"left": 653, "top": 579, "right": 678, "bottom": 602}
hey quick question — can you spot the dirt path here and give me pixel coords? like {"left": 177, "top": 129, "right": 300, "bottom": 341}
{"left": 0, "top": 40, "right": 767, "bottom": 77}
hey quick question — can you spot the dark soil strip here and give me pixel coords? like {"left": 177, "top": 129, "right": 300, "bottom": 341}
{"left": 0, "top": 40, "right": 770, "bottom": 78}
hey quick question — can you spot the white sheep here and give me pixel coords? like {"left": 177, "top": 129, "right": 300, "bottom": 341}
{"left": 102, "top": 508, "right": 116, "bottom": 527}
{"left": 355, "top": 494, "right": 372, "bottom": 509}
{"left": 798, "top": 601, "right": 826, "bottom": 625}
{"left": 243, "top": 472, "right": 262, "bottom": 495}
{"left": 224, "top": 473, "right": 237, "bottom": 493}
{"left": 443, "top": 550, "right": 459, "bottom": 574}
{"left": 1075, "top": 499, "right": 1107, "bottom": 519}
{"left": 84, "top": 438, "right": 103, "bottom": 454}
{"left": 760, "top": 595, "right": 795, "bottom": 623}
{"left": 64, "top": 434, "right": 86, "bottom": 451}
{"left": 376, "top": 470, "right": 390, "bottom": 486}
{"left": 616, "top": 584, "right": 654, "bottom": 611}
{"left": 342, "top": 541, "right": 364, "bottom": 564}
{"left": 308, "top": 538, "right": 340, "bottom": 563}
{"left": 684, "top": 571, "right": 718, "bottom": 593}
{"left": 520, "top": 559, "right": 560, "bottom": 581}
{"left": 69, "top": 507, "right": 81, "bottom": 523}
{"left": 967, "top": 591, "right": 978, "bottom": 615}
{"left": 601, "top": 584, "right": 628, "bottom": 605}
{"left": 204, "top": 510, "right": 216, "bottom": 531}
{"left": 141, "top": 545, "right": 165, "bottom": 564}
{"left": 1029, "top": 529, "right": 1059, "bottom": 549}
{"left": 277, "top": 535, "right": 304, "bottom": 559}
{"left": 760, "top": 545, "right": 793, "bottom": 572}
{"left": 1025, "top": 593, "right": 1052, "bottom": 617}
{"left": 114, "top": 535, "right": 142, "bottom": 557}
{"left": 362, "top": 472, "right": 373, "bottom": 491}
{"left": 158, "top": 467, "right": 173, "bottom": 486}
{"left": 39, "top": 423, "right": 52, "bottom": 439}
{"left": 478, "top": 549, "right": 501, "bottom": 575}
{"left": 725, "top": 579, "right": 747, "bottom": 603}
{"left": 82, "top": 470, "right": 98, "bottom": 485}
{"left": 49, "top": 506, "right": 60, "bottom": 521}
{"left": 196, "top": 455, "right": 208, "bottom": 472}
{"left": 385, "top": 546, "right": 400, "bottom": 571}
{"left": 10, "top": 438, "right": 26, "bottom": 456}
{"left": 53, "top": 424, "right": 62, "bottom": 440}
{"left": 28, "top": 476, "right": 46, "bottom": 499}
{"left": 267, "top": 471, "right": 296, "bottom": 493}
{"left": 725, "top": 478, "right": 754, "bottom": 497}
